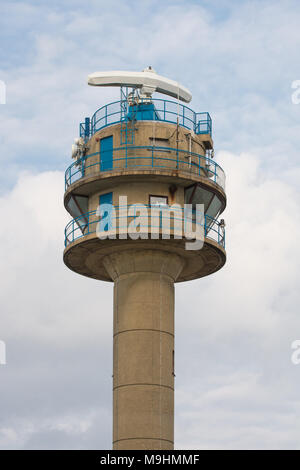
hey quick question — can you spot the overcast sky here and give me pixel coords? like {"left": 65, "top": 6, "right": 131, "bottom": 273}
{"left": 0, "top": 0, "right": 300, "bottom": 449}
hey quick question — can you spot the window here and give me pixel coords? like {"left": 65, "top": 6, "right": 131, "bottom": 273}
{"left": 149, "top": 195, "right": 168, "bottom": 229}
{"left": 149, "top": 195, "right": 168, "bottom": 207}
{"left": 66, "top": 195, "right": 89, "bottom": 234}
{"left": 149, "top": 137, "right": 170, "bottom": 152}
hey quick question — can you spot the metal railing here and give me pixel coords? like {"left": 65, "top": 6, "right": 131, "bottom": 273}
{"left": 65, "top": 145, "right": 225, "bottom": 190}
{"left": 79, "top": 98, "right": 212, "bottom": 138}
{"left": 64, "top": 206, "right": 225, "bottom": 249}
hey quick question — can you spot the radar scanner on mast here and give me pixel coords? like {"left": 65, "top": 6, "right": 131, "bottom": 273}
{"left": 87, "top": 66, "right": 192, "bottom": 103}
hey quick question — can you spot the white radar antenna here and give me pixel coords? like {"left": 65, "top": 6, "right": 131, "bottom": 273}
{"left": 87, "top": 66, "right": 192, "bottom": 103}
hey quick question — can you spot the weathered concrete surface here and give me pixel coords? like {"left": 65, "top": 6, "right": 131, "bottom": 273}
{"left": 103, "top": 250, "right": 183, "bottom": 450}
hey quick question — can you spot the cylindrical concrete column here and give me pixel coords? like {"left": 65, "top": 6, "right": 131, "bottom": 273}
{"left": 103, "top": 250, "right": 184, "bottom": 450}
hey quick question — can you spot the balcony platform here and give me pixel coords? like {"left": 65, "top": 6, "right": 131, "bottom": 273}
{"left": 63, "top": 234, "right": 226, "bottom": 283}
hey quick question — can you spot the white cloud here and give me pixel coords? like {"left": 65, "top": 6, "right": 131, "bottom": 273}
{"left": 175, "top": 149, "right": 300, "bottom": 449}
{"left": 0, "top": 170, "right": 113, "bottom": 343}
{"left": 0, "top": 172, "right": 114, "bottom": 450}
{"left": 178, "top": 150, "right": 300, "bottom": 335}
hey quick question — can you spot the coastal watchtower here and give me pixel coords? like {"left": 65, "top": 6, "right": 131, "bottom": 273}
{"left": 63, "top": 67, "right": 226, "bottom": 450}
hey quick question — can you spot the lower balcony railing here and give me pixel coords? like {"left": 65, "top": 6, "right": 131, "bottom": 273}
{"left": 65, "top": 145, "right": 225, "bottom": 191}
{"left": 64, "top": 206, "right": 225, "bottom": 249}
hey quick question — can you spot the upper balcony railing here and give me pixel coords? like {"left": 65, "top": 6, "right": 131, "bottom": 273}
{"left": 79, "top": 98, "right": 212, "bottom": 139}
{"left": 65, "top": 145, "right": 225, "bottom": 191}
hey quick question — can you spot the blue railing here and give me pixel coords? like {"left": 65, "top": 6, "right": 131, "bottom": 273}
{"left": 65, "top": 145, "right": 225, "bottom": 190}
{"left": 79, "top": 99, "right": 212, "bottom": 138}
{"left": 64, "top": 206, "right": 225, "bottom": 249}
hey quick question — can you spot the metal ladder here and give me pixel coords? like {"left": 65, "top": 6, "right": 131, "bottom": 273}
{"left": 120, "top": 86, "right": 137, "bottom": 146}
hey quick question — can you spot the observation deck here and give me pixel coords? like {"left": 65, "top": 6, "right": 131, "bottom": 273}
{"left": 63, "top": 97, "right": 226, "bottom": 282}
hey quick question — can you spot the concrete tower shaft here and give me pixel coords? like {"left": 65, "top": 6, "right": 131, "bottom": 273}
{"left": 104, "top": 250, "right": 184, "bottom": 449}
